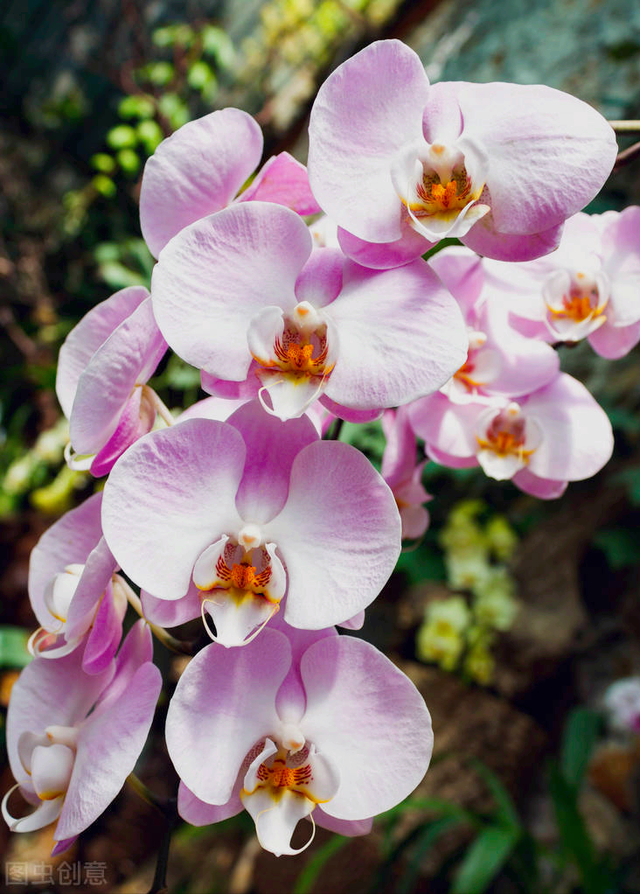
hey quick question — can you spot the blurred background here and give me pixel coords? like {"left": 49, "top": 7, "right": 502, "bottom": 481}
{"left": 2, "top": 1, "right": 640, "bottom": 891}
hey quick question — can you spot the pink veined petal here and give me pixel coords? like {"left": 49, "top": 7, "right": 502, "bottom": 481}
{"left": 400, "top": 504, "right": 430, "bottom": 540}
{"left": 337, "top": 226, "right": 428, "bottom": 271}
{"left": 324, "top": 259, "right": 467, "bottom": 409}
{"left": 237, "top": 152, "right": 322, "bottom": 216}
{"left": 178, "top": 781, "right": 243, "bottom": 826}
{"left": 177, "top": 395, "right": 249, "bottom": 424}
{"left": 87, "top": 385, "right": 157, "bottom": 478}
{"left": 227, "top": 400, "right": 319, "bottom": 524}
{"left": 55, "top": 661, "right": 161, "bottom": 840}
{"left": 6, "top": 651, "right": 114, "bottom": 791}
{"left": 338, "top": 609, "right": 365, "bottom": 631}
{"left": 512, "top": 468, "right": 568, "bottom": 500}
{"left": 602, "top": 208, "right": 640, "bottom": 327}
{"left": 70, "top": 298, "right": 167, "bottom": 455}
{"left": 263, "top": 441, "right": 401, "bottom": 630}
{"left": 300, "top": 637, "right": 433, "bottom": 820}
{"left": 51, "top": 836, "right": 78, "bottom": 857}
{"left": 462, "top": 213, "right": 565, "bottom": 262}
{"left": 101, "top": 419, "right": 245, "bottom": 599}
{"left": 151, "top": 203, "right": 312, "bottom": 381}
{"left": 165, "top": 630, "right": 291, "bottom": 805}
{"left": 56, "top": 286, "right": 149, "bottom": 419}
{"left": 28, "top": 492, "right": 104, "bottom": 631}
{"left": 140, "top": 108, "right": 264, "bottom": 258}
{"left": 426, "top": 444, "right": 479, "bottom": 469}
{"left": 446, "top": 81, "right": 617, "bottom": 235}
{"left": 308, "top": 40, "right": 431, "bottom": 243}
{"left": 381, "top": 408, "right": 418, "bottom": 488}
{"left": 523, "top": 374, "right": 614, "bottom": 481}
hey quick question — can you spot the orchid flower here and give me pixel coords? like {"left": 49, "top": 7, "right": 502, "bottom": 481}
{"left": 429, "top": 247, "right": 560, "bottom": 404}
{"left": 2, "top": 621, "right": 161, "bottom": 855}
{"left": 484, "top": 209, "right": 640, "bottom": 358}
{"left": 102, "top": 401, "right": 401, "bottom": 646}
{"left": 57, "top": 286, "right": 168, "bottom": 476}
{"left": 307, "top": 40, "right": 617, "bottom": 268}
{"left": 166, "top": 624, "right": 432, "bottom": 856}
{"left": 27, "top": 491, "right": 129, "bottom": 673}
{"left": 408, "top": 373, "right": 614, "bottom": 498}
{"left": 139, "top": 107, "right": 321, "bottom": 258}
{"left": 151, "top": 201, "right": 467, "bottom": 421}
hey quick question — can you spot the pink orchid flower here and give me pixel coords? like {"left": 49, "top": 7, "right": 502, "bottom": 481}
{"left": 102, "top": 401, "right": 401, "bottom": 646}
{"left": 381, "top": 408, "right": 432, "bottom": 539}
{"left": 2, "top": 621, "right": 161, "bottom": 855}
{"left": 57, "top": 286, "right": 168, "bottom": 477}
{"left": 408, "top": 373, "right": 613, "bottom": 499}
{"left": 151, "top": 201, "right": 467, "bottom": 421}
{"left": 139, "top": 107, "right": 321, "bottom": 259}
{"left": 166, "top": 624, "right": 432, "bottom": 856}
{"left": 27, "top": 491, "right": 128, "bottom": 673}
{"left": 430, "top": 247, "right": 559, "bottom": 404}
{"left": 307, "top": 40, "right": 617, "bottom": 268}
{"left": 484, "top": 209, "right": 640, "bottom": 358}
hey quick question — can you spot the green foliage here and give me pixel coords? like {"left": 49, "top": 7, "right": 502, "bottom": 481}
{"left": 593, "top": 527, "right": 639, "bottom": 569}
{"left": 0, "top": 627, "right": 32, "bottom": 669}
{"left": 293, "top": 834, "right": 349, "bottom": 894}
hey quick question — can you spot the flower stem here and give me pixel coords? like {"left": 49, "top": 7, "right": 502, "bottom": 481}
{"left": 117, "top": 577, "right": 197, "bottom": 655}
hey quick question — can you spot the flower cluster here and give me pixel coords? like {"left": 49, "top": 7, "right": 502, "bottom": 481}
{"left": 4, "top": 38, "right": 624, "bottom": 863}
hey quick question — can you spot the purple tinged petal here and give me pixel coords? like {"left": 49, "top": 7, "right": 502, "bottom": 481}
{"left": 178, "top": 781, "right": 243, "bottom": 826}
{"left": 29, "top": 493, "right": 104, "bottom": 631}
{"left": 429, "top": 247, "right": 485, "bottom": 319}
{"left": 319, "top": 397, "right": 383, "bottom": 423}
{"left": 588, "top": 318, "right": 640, "bottom": 359}
{"left": 81, "top": 585, "right": 123, "bottom": 675}
{"left": 141, "top": 584, "right": 202, "bottom": 628}
{"left": 151, "top": 203, "right": 312, "bottom": 380}
{"left": 56, "top": 287, "right": 149, "bottom": 419}
{"left": 338, "top": 227, "right": 428, "bottom": 270}
{"left": 227, "top": 400, "right": 318, "bottom": 523}
{"left": 70, "top": 298, "right": 166, "bottom": 455}
{"left": 65, "top": 537, "right": 117, "bottom": 640}
{"left": 264, "top": 441, "right": 401, "bottom": 629}
{"left": 294, "top": 248, "right": 344, "bottom": 308}
{"left": 512, "top": 468, "right": 568, "bottom": 500}
{"left": 408, "top": 393, "right": 480, "bottom": 459}
{"left": 51, "top": 836, "right": 77, "bottom": 857}
{"left": 308, "top": 40, "right": 430, "bottom": 242}
{"left": 462, "top": 214, "right": 565, "bottom": 262}
{"left": 140, "top": 108, "right": 264, "bottom": 258}
{"left": 324, "top": 259, "right": 467, "bottom": 409}
{"left": 101, "top": 420, "right": 245, "bottom": 599}
{"left": 238, "top": 152, "right": 322, "bottom": 215}
{"left": 56, "top": 660, "right": 161, "bottom": 839}
{"left": 165, "top": 630, "right": 291, "bottom": 804}
{"left": 300, "top": 637, "right": 433, "bottom": 820}
{"left": 314, "top": 809, "right": 373, "bottom": 837}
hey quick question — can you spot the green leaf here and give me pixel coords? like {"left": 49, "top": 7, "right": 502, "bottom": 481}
{"left": 613, "top": 467, "right": 640, "bottom": 506}
{"left": 469, "top": 759, "right": 520, "bottom": 830}
{"left": 397, "top": 815, "right": 462, "bottom": 894}
{"left": 106, "top": 124, "right": 138, "bottom": 149}
{"left": 293, "top": 835, "right": 348, "bottom": 894}
{"left": 142, "top": 61, "right": 175, "bottom": 87}
{"left": 158, "top": 93, "right": 190, "bottom": 130}
{"left": 0, "top": 627, "right": 32, "bottom": 668}
{"left": 560, "top": 707, "right": 602, "bottom": 789}
{"left": 116, "top": 148, "right": 140, "bottom": 175}
{"left": 548, "top": 764, "right": 611, "bottom": 894}
{"left": 97, "top": 261, "right": 146, "bottom": 290}
{"left": 201, "top": 25, "right": 235, "bottom": 68}
{"left": 593, "top": 527, "right": 639, "bottom": 569}
{"left": 118, "top": 94, "right": 155, "bottom": 120}
{"left": 451, "top": 825, "right": 521, "bottom": 894}
{"left": 187, "top": 60, "right": 216, "bottom": 92}
{"left": 137, "top": 119, "right": 164, "bottom": 155}
{"left": 91, "top": 174, "right": 116, "bottom": 198}
{"left": 90, "top": 152, "right": 116, "bottom": 173}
